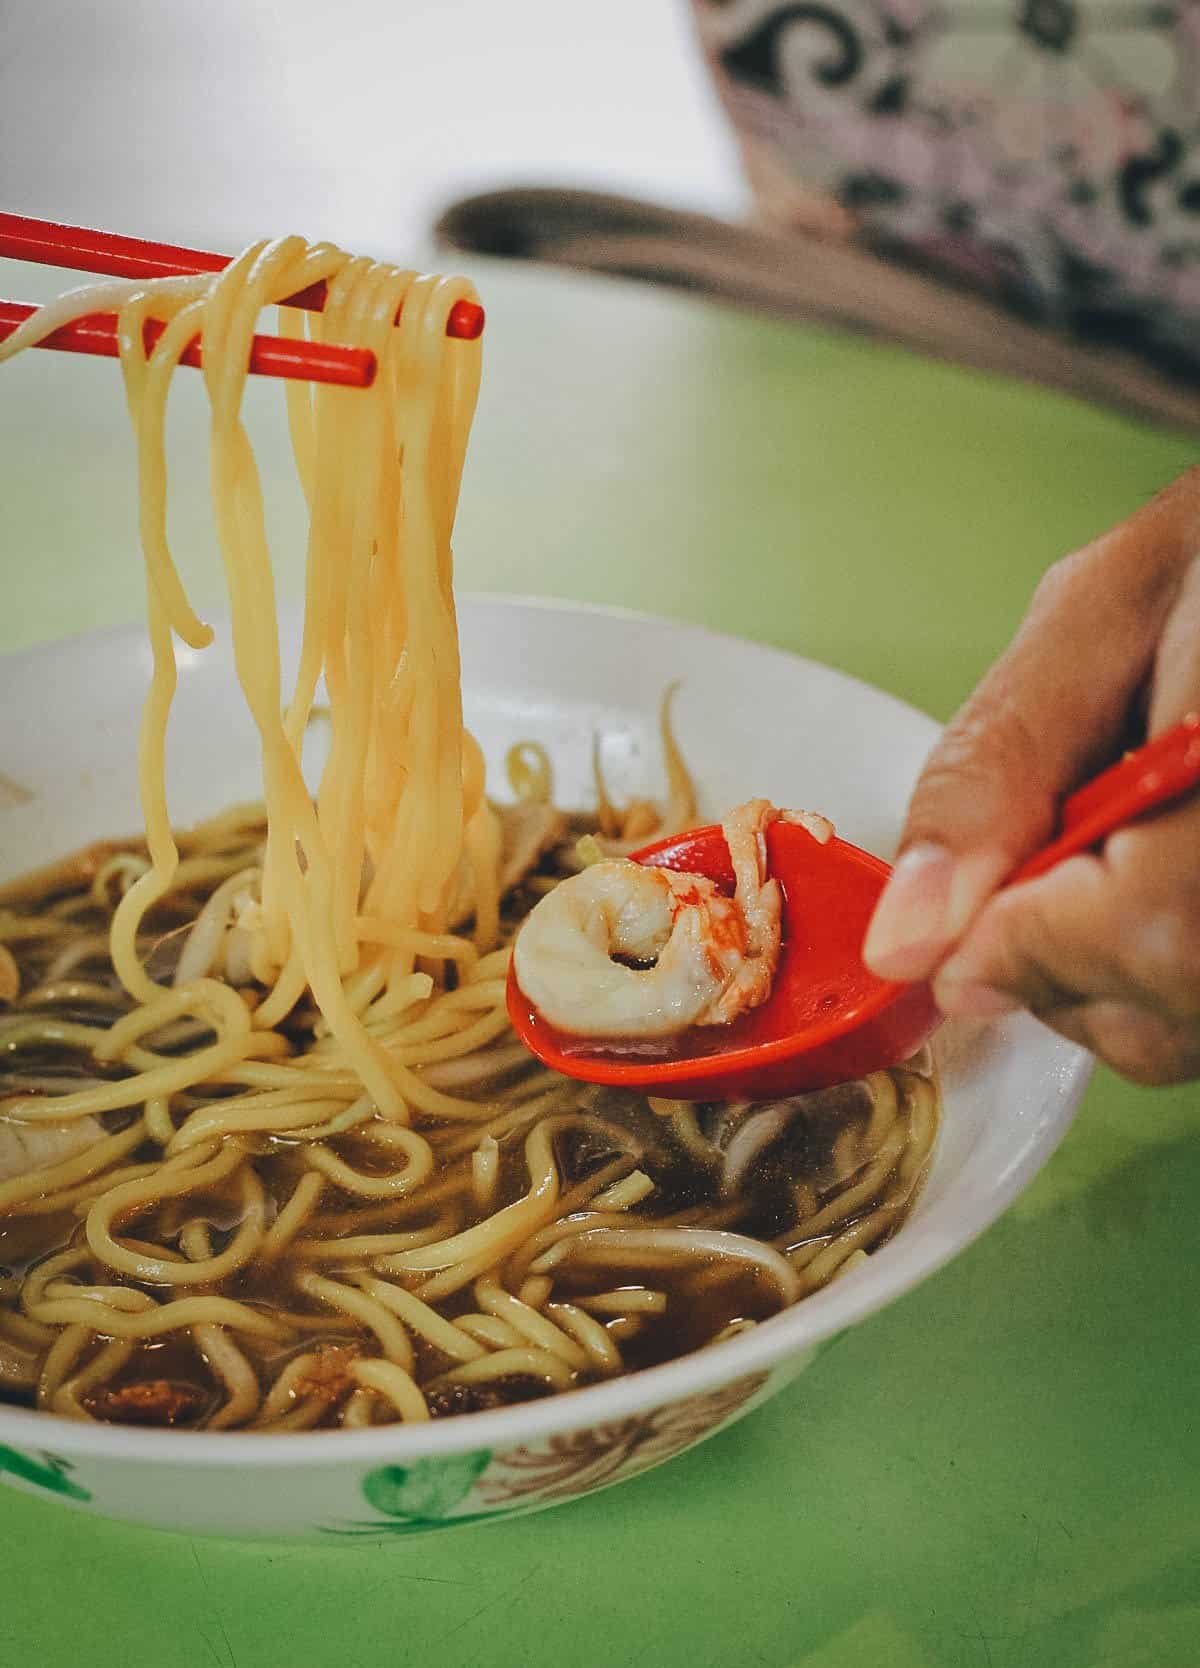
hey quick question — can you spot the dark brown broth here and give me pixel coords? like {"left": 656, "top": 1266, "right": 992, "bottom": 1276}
{"left": 0, "top": 828, "right": 932, "bottom": 1428}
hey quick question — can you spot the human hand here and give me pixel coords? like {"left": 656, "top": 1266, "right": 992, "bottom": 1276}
{"left": 863, "top": 468, "right": 1200, "bottom": 1084}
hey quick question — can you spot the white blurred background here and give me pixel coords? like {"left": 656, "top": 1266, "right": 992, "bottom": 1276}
{"left": 0, "top": 0, "right": 746, "bottom": 256}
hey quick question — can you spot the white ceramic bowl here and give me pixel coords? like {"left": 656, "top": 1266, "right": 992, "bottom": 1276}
{"left": 0, "top": 597, "right": 1091, "bottom": 1539}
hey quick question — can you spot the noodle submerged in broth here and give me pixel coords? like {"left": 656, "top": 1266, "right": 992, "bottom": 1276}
{"left": 0, "top": 238, "right": 937, "bottom": 1431}
{"left": 0, "top": 812, "right": 937, "bottom": 1429}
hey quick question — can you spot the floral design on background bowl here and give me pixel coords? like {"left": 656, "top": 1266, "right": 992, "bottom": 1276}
{"left": 0, "top": 599, "right": 1092, "bottom": 1540}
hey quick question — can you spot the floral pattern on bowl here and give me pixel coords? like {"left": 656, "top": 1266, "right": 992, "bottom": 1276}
{"left": 0, "top": 1445, "right": 92, "bottom": 1503}
{"left": 328, "top": 1371, "right": 772, "bottom": 1538}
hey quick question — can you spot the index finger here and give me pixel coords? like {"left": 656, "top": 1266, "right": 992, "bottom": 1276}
{"left": 934, "top": 790, "right": 1200, "bottom": 1024}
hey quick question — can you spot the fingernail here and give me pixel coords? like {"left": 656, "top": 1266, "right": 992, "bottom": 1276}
{"left": 934, "top": 978, "right": 1021, "bottom": 1020}
{"left": 863, "top": 843, "right": 956, "bottom": 980}
{"left": 865, "top": 846, "right": 1011, "bottom": 982}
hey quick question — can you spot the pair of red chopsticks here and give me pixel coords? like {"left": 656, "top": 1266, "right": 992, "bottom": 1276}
{"left": 0, "top": 213, "right": 485, "bottom": 389}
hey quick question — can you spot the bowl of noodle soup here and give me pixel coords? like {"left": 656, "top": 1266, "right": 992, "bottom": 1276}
{"left": 0, "top": 597, "right": 1091, "bottom": 1539}
{"left": 0, "top": 244, "right": 1089, "bottom": 1538}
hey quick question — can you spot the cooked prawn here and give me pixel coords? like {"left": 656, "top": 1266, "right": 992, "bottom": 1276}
{"left": 512, "top": 799, "right": 786, "bottom": 1040}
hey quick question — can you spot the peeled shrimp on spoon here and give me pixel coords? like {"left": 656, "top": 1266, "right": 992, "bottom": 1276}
{"left": 507, "top": 716, "right": 1200, "bottom": 1100}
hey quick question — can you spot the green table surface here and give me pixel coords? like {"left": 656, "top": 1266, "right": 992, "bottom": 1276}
{"left": 1, "top": 259, "right": 1197, "bottom": 1668}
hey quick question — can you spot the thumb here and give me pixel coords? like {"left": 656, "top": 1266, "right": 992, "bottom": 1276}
{"left": 862, "top": 707, "right": 1057, "bottom": 985}
{"left": 863, "top": 473, "right": 1200, "bottom": 983}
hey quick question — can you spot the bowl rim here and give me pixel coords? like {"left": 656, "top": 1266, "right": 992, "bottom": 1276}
{"left": 0, "top": 594, "right": 1094, "bottom": 1467}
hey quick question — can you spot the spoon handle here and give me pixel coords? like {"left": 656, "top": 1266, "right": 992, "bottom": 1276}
{"left": 1012, "top": 713, "right": 1200, "bottom": 883}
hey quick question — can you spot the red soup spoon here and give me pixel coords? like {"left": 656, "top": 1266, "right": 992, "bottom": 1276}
{"left": 507, "top": 714, "right": 1200, "bottom": 1101}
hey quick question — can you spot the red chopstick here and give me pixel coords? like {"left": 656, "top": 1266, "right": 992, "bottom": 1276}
{"left": 0, "top": 212, "right": 486, "bottom": 341}
{"left": 0, "top": 298, "right": 375, "bottom": 388}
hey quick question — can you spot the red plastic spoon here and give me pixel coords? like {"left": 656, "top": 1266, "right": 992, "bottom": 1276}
{"left": 507, "top": 713, "right": 1200, "bottom": 1100}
